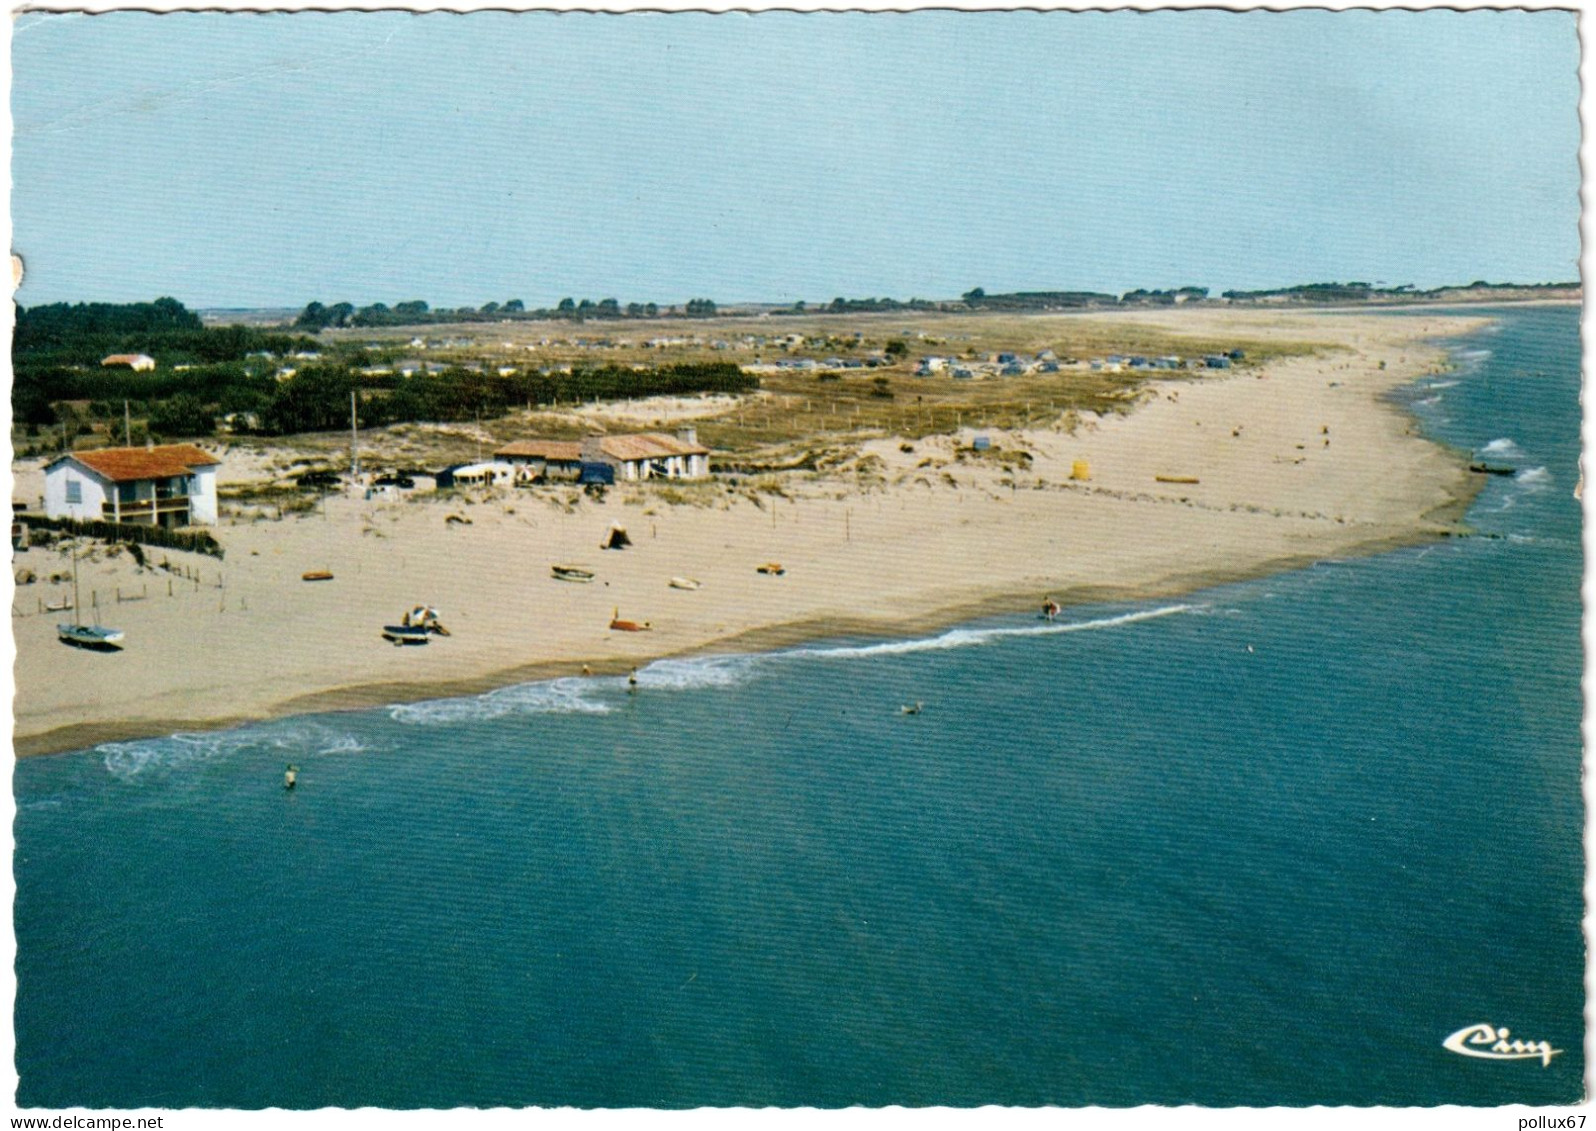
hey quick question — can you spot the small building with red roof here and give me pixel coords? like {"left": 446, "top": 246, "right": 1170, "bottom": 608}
{"left": 44, "top": 443, "right": 221, "bottom": 527}
{"left": 99, "top": 354, "right": 156, "bottom": 372}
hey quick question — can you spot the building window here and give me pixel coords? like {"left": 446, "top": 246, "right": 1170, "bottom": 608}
{"left": 64, "top": 480, "right": 81, "bottom": 505}
{"left": 119, "top": 483, "right": 139, "bottom": 503}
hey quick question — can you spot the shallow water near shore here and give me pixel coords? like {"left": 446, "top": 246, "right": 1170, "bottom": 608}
{"left": 14, "top": 306, "right": 1582, "bottom": 1107}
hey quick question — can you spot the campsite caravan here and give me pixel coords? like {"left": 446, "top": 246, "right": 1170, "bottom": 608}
{"left": 437, "top": 462, "right": 515, "bottom": 489}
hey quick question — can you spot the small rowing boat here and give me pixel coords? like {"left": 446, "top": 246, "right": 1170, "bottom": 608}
{"left": 381, "top": 624, "right": 430, "bottom": 645}
{"left": 756, "top": 562, "right": 786, "bottom": 576}
{"left": 669, "top": 577, "right": 701, "bottom": 591}
{"left": 552, "top": 565, "right": 595, "bottom": 583}
{"left": 609, "top": 608, "right": 651, "bottom": 632}
{"left": 302, "top": 570, "right": 334, "bottom": 582}
{"left": 58, "top": 623, "right": 125, "bottom": 650}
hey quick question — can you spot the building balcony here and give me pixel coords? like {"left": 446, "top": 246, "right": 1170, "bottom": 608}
{"left": 102, "top": 496, "right": 191, "bottom": 523}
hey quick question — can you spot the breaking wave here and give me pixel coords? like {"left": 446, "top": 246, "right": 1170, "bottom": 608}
{"left": 789, "top": 605, "right": 1200, "bottom": 661}
{"left": 633, "top": 655, "right": 761, "bottom": 691}
{"left": 1481, "top": 438, "right": 1523, "bottom": 458}
{"left": 101, "top": 720, "right": 367, "bottom": 779}
{"left": 389, "top": 677, "right": 610, "bottom": 726}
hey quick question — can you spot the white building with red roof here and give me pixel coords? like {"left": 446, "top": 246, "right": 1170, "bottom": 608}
{"left": 44, "top": 443, "right": 221, "bottom": 527}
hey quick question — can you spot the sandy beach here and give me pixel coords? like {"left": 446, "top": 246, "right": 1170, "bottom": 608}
{"left": 11, "top": 308, "right": 1491, "bottom": 756}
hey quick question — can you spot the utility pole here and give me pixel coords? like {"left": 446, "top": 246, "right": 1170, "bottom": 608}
{"left": 123, "top": 400, "right": 131, "bottom": 446}
{"left": 350, "top": 391, "right": 360, "bottom": 477}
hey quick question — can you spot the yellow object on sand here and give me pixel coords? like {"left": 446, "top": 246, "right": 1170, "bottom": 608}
{"left": 1070, "top": 460, "right": 1091, "bottom": 481}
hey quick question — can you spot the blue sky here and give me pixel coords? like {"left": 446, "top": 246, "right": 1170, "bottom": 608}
{"left": 11, "top": 10, "right": 1581, "bottom": 309}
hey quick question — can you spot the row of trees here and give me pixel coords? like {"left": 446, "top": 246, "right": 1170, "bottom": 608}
{"left": 254, "top": 361, "right": 756, "bottom": 436}
{"left": 15, "top": 298, "right": 318, "bottom": 368}
{"left": 21, "top": 358, "right": 757, "bottom": 443}
{"left": 13, "top": 298, "right": 322, "bottom": 438}
{"left": 962, "top": 288, "right": 1118, "bottom": 309}
{"left": 15, "top": 297, "right": 202, "bottom": 352}
{"left": 294, "top": 300, "right": 438, "bottom": 330}
{"left": 1220, "top": 282, "right": 1377, "bottom": 302}
{"left": 292, "top": 296, "right": 720, "bottom": 331}
{"left": 818, "top": 296, "right": 940, "bottom": 314}
{"left": 1121, "top": 287, "right": 1210, "bottom": 305}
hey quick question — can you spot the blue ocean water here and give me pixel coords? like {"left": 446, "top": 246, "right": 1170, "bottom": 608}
{"left": 14, "top": 306, "right": 1583, "bottom": 1108}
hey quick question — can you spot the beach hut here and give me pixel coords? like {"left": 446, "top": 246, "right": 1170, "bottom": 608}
{"left": 496, "top": 440, "right": 584, "bottom": 481}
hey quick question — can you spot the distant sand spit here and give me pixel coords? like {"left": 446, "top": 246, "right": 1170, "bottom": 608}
{"left": 12, "top": 309, "right": 1488, "bottom": 757}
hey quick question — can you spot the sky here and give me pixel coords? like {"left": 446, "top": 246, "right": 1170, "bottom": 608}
{"left": 9, "top": 9, "right": 1582, "bottom": 310}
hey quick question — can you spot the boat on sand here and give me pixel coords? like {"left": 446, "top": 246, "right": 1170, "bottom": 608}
{"left": 57, "top": 543, "right": 124, "bottom": 651}
{"left": 58, "top": 623, "right": 126, "bottom": 650}
{"left": 382, "top": 605, "right": 449, "bottom": 644}
{"left": 381, "top": 624, "right": 430, "bottom": 645}
{"left": 609, "top": 608, "right": 651, "bottom": 632}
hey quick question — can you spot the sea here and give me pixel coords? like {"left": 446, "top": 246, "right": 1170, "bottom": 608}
{"left": 13, "top": 305, "right": 1583, "bottom": 1109}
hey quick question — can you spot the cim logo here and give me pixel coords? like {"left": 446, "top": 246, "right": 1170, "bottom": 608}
{"left": 1444, "top": 1023, "right": 1562, "bottom": 1067}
